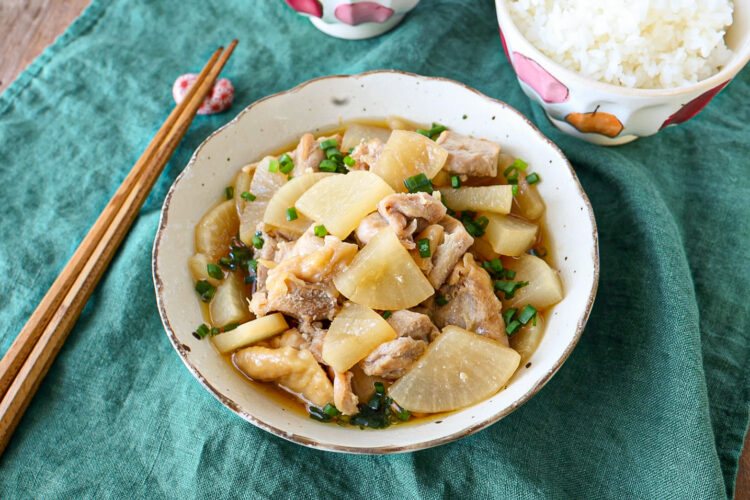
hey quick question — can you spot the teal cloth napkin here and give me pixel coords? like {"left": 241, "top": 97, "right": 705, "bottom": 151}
{"left": 1, "top": 0, "right": 748, "bottom": 497}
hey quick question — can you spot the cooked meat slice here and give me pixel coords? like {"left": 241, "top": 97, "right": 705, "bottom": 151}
{"left": 362, "top": 337, "right": 428, "bottom": 379}
{"left": 433, "top": 253, "right": 508, "bottom": 345}
{"left": 427, "top": 215, "right": 474, "bottom": 288}
{"left": 354, "top": 212, "right": 389, "bottom": 246}
{"left": 290, "top": 133, "right": 343, "bottom": 176}
{"left": 377, "top": 192, "right": 446, "bottom": 249}
{"left": 250, "top": 235, "right": 357, "bottom": 322}
{"left": 234, "top": 346, "right": 333, "bottom": 407}
{"left": 435, "top": 131, "right": 500, "bottom": 177}
{"left": 350, "top": 138, "right": 385, "bottom": 170}
{"left": 254, "top": 225, "right": 282, "bottom": 291}
{"left": 333, "top": 371, "right": 359, "bottom": 415}
{"left": 269, "top": 328, "right": 307, "bottom": 350}
{"left": 299, "top": 321, "right": 327, "bottom": 364}
{"left": 386, "top": 310, "right": 439, "bottom": 342}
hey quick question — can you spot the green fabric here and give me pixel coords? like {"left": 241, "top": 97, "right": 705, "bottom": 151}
{"left": 1, "top": 0, "right": 748, "bottom": 497}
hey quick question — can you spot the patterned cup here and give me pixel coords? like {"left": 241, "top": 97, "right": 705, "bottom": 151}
{"left": 495, "top": 0, "right": 750, "bottom": 145}
{"left": 283, "top": 0, "right": 420, "bottom": 39}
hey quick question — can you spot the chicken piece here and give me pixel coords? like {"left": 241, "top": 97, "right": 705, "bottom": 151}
{"left": 377, "top": 192, "right": 447, "bottom": 249}
{"left": 427, "top": 215, "right": 474, "bottom": 288}
{"left": 269, "top": 328, "right": 307, "bottom": 350}
{"left": 362, "top": 337, "right": 428, "bottom": 380}
{"left": 433, "top": 253, "right": 508, "bottom": 345}
{"left": 299, "top": 321, "right": 327, "bottom": 364}
{"left": 386, "top": 310, "right": 439, "bottom": 342}
{"left": 435, "top": 131, "right": 500, "bottom": 177}
{"left": 290, "top": 133, "right": 343, "bottom": 176}
{"left": 250, "top": 235, "right": 357, "bottom": 322}
{"left": 234, "top": 346, "right": 334, "bottom": 407}
{"left": 350, "top": 138, "right": 385, "bottom": 170}
{"left": 354, "top": 212, "right": 389, "bottom": 246}
{"left": 333, "top": 371, "right": 359, "bottom": 415}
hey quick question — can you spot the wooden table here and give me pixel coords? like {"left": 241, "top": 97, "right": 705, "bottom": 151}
{"left": 1, "top": 0, "right": 748, "bottom": 497}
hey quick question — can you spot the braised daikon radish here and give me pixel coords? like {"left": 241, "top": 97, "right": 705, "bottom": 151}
{"left": 212, "top": 313, "right": 289, "bottom": 354}
{"left": 239, "top": 157, "right": 288, "bottom": 245}
{"left": 385, "top": 116, "right": 426, "bottom": 131}
{"left": 263, "top": 172, "right": 331, "bottom": 235}
{"left": 513, "top": 174, "right": 545, "bottom": 220}
{"left": 195, "top": 200, "right": 239, "bottom": 260}
{"left": 322, "top": 302, "right": 397, "bottom": 372}
{"left": 295, "top": 170, "right": 394, "bottom": 239}
{"left": 509, "top": 312, "right": 545, "bottom": 364}
{"left": 341, "top": 123, "right": 392, "bottom": 150}
{"left": 482, "top": 213, "right": 538, "bottom": 256}
{"left": 234, "top": 169, "right": 253, "bottom": 217}
{"left": 188, "top": 253, "right": 222, "bottom": 287}
{"left": 210, "top": 274, "right": 251, "bottom": 328}
{"left": 470, "top": 237, "right": 501, "bottom": 261}
{"left": 389, "top": 326, "right": 520, "bottom": 412}
{"left": 371, "top": 130, "right": 448, "bottom": 191}
{"left": 439, "top": 185, "right": 512, "bottom": 213}
{"left": 502, "top": 254, "right": 563, "bottom": 310}
{"left": 333, "top": 228, "right": 434, "bottom": 310}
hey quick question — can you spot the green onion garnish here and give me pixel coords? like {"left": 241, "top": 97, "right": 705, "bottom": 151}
{"left": 381, "top": 310, "right": 392, "bottom": 320}
{"left": 517, "top": 305, "right": 537, "bottom": 325}
{"left": 475, "top": 216, "right": 489, "bottom": 231}
{"left": 403, "top": 173, "right": 433, "bottom": 194}
{"left": 309, "top": 406, "right": 331, "bottom": 422}
{"left": 343, "top": 155, "right": 355, "bottom": 166}
{"left": 193, "top": 323, "right": 210, "bottom": 339}
{"left": 430, "top": 123, "right": 447, "bottom": 136}
{"left": 319, "top": 138, "right": 338, "bottom": 150}
{"left": 314, "top": 225, "right": 328, "bottom": 237}
{"left": 268, "top": 158, "right": 280, "bottom": 172}
{"left": 194, "top": 280, "right": 216, "bottom": 302}
{"left": 512, "top": 185, "right": 519, "bottom": 196}
{"left": 318, "top": 159, "right": 339, "bottom": 172}
{"left": 286, "top": 207, "right": 298, "bottom": 221}
{"left": 325, "top": 147, "right": 343, "bottom": 161}
{"left": 223, "top": 323, "right": 239, "bottom": 332}
{"left": 503, "top": 269, "right": 516, "bottom": 279}
{"left": 210, "top": 327, "right": 220, "bottom": 336}
{"left": 279, "top": 157, "right": 294, "bottom": 175}
{"left": 513, "top": 158, "right": 528, "bottom": 170}
{"left": 435, "top": 294, "right": 448, "bottom": 306}
{"left": 206, "top": 263, "right": 223, "bottom": 280}
{"left": 451, "top": 175, "right": 461, "bottom": 189}
{"left": 218, "top": 257, "right": 235, "bottom": 270}
{"left": 506, "top": 320, "right": 522, "bottom": 336}
{"left": 494, "top": 280, "right": 529, "bottom": 299}
{"left": 490, "top": 259, "right": 503, "bottom": 273}
{"left": 323, "top": 403, "right": 340, "bottom": 417}
{"left": 502, "top": 308, "right": 517, "bottom": 325}
{"left": 526, "top": 172, "right": 540, "bottom": 184}
{"left": 374, "top": 381, "right": 385, "bottom": 396}
{"left": 252, "top": 234, "right": 264, "bottom": 249}
{"left": 225, "top": 186, "right": 234, "bottom": 199}
{"left": 415, "top": 129, "right": 432, "bottom": 137}
{"left": 417, "top": 238, "right": 431, "bottom": 258}
{"left": 396, "top": 408, "right": 411, "bottom": 421}
{"left": 241, "top": 191, "right": 256, "bottom": 201}
{"left": 247, "top": 259, "right": 258, "bottom": 272}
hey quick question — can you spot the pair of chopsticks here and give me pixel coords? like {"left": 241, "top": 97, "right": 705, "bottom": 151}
{"left": 0, "top": 40, "right": 238, "bottom": 455}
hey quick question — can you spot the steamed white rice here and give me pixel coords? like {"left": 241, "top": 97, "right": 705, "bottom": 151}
{"left": 507, "top": 0, "right": 735, "bottom": 89}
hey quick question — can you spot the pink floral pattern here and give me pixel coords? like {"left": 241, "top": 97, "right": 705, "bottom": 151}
{"left": 512, "top": 52, "right": 569, "bottom": 104}
{"left": 334, "top": 2, "right": 394, "bottom": 25}
{"left": 283, "top": 0, "right": 323, "bottom": 18}
{"left": 660, "top": 80, "right": 730, "bottom": 129}
{"left": 172, "top": 74, "right": 234, "bottom": 115}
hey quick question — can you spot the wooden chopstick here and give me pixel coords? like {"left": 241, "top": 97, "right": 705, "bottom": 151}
{"left": 0, "top": 40, "right": 238, "bottom": 455}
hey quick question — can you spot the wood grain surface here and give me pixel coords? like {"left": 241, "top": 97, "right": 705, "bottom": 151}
{"left": 0, "top": 0, "right": 748, "bottom": 497}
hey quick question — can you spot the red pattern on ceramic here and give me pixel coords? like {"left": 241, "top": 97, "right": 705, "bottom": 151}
{"left": 659, "top": 80, "right": 730, "bottom": 130}
{"left": 283, "top": 0, "right": 323, "bottom": 18}
{"left": 498, "top": 27, "right": 512, "bottom": 68}
{"left": 172, "top": 74, "right": 234, "bottom": 115}
{"left": 512, "top": 52, "right": 569, "bottom": 104}
{"left": 334, "top": 2, "right": 394, "bottom": 25}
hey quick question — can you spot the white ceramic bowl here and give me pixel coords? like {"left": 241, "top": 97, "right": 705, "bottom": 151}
{"left": 152, "top": 71, "right": 599, "bottom": 454}
{"left": 496, "top": 0, "right": 750, "bottom": 145}
{"left": 282, "top": 0, "right": 420, "bottom": 39}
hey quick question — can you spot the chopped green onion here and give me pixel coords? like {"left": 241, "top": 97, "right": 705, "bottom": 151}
{"left": 210, "top": 327, "right": 220, "bottom": 336}
{"left": 323, "top": 403, "right": 340, "bottom": 417}
{"left": 430, "top": 123, "right": 447, "bottom": 136}
{"left": 247, "top": 259, "right": 258, "bottom": 272}
{"left": 286, "top": 207, "right": 298, "bottom": 221}
{"left": 417, "top": 238, "right": 431, "bottom": 258}
{"left": 193, "top": 323, "right": 210, "bottom": 339}
{"left": 526, "top": 172, "right": 540, "bottom": 184}
{"left": 218, "top": 257, "right": 236, "bottom": 270}
{"left": 325, "top": 147, "right": 343, "bottom": 161}
{"left": 206, "top": 263, "right": 223, "bottom": 280}
{"left": 241, "top": 191, "right": 256, "bottom": 201}
{"left": 244, "top": 275, "right": 256, "bottom": 285}
{"left": 435, "top": 294, "right": 449, "bottom": 306}
{"left": 343, "top": 155, "right": 355, "bottom": 166}
{"left": 503, "top": 269, "right": 516, "bottom": 279}
{"left": 494, "top": 280, "right": 529, "bottom": 299}
{"left": 462, "top": 114, "right": 467, "bottom": 119}
{"left": 195, "top": 280, "right": 216, "bottom": 302}
{"left": 314, "top": 225, "right": 327, "bottom": 237}
{"left": 223, "top": 323, "right": 239, "bottom": 332}
{"left": 381, "top": 310, "right": 392, "bottom": 320}
{"left": 374, "top": 381, "right": 385, "bottom": 396}
{"left": 415, "top": 128, "right": 432, "bottom": 137}
{"left": 280, "top": 161, "right": 294, "bottom": 175}
{"left": 451, "top": 175, "right": 461, "bottom": 189}
{"left": 367, "top": 394, "right": 382, "bottom": 410}
{"left": 319, "top": 138, "right": 338, "bottom": 150}
{"left": 502, "top": 308, "right": 517, "bottom": 325}
{"left": 396, "top": 408, "right": 411, "bottom": 421}
{"left": 506, "top": 320, "right": 522, "bottom": 336}
{"left": 318, "top": 159, "right": 339, "bottom": 172}
{"left": 225, "top": 186, "right": 234, "bottom": 199}
{"left": 489, "top": 259, "right": 503, "bottom": 273}
{"left": 517, "top": 305, "right": 538, "bottom": 325}
{"left": 251, "top": 234, "right": 264, "bottom": 249}
{"left": 268, "top": 158, "right": 280, "bottom": 172}
{"left": 474, "top": 216, "right": 489, "bottom": 230}
{"left": 533, "top": 315, "right": 537, "bottom": 326}
{"left": 512, "top": 185, "right": 519, "bottom": 196}
{"left": 513, "top": 158, "right": 528, "bottom": 170}
{"left": 403, "top": 173, "right": 433, "bottom": 194}
{"left": 309, "top": 406, "right": 331, "bottom": 422}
